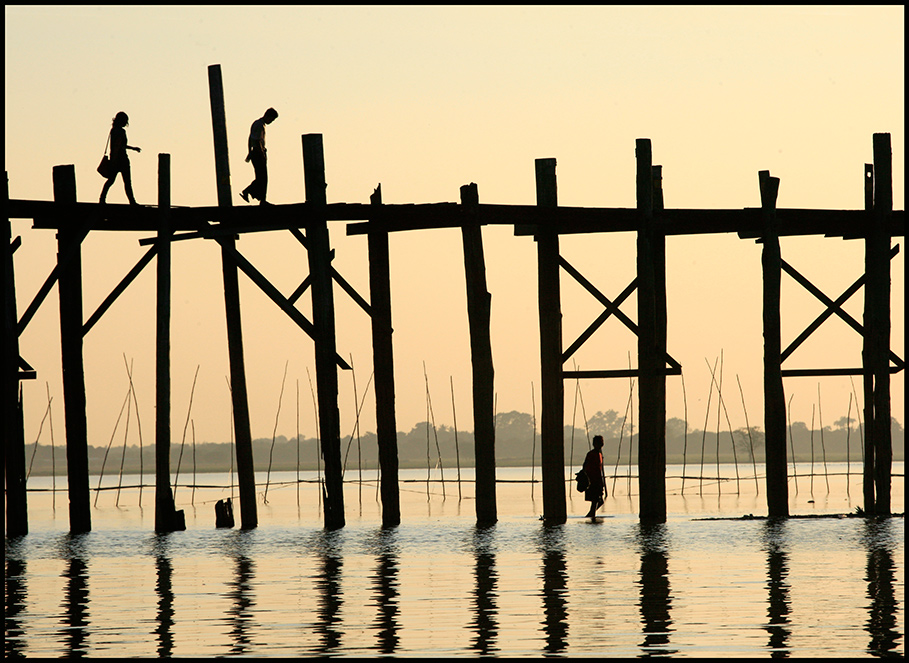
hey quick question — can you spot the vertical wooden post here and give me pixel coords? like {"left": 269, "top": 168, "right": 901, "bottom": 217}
{"left": 536, "top": 158, "right": 566, "bottom": 524}
{"left": 760, "top": 169, "right": 789, "bottom": 518}
{"left": 208, "top": 64, "right": 257, "bottom": 529}
{"left": 368, "top": 184, "right": 401, "bottom": 528}
{"left": 870, "top": 133, "right": 892, "bottom": 515}
{"left": 862, "top": 162, "right": 876, "bottom": 513}
{"left": 636, "top": 139, "right": 666, "bottom": 523}
{"left": 54, "top": 164, "right": 91, "bottom": 533}
{"left": 303, "top": 133, "right": 345, "bottom": 530}
{"left": 460, "top": 182, "right": 497, "bottom": 526}
{"left": 154, "top": 154, "right": 183, "bottom": 533}
{"left": 4, "top": 172, "right": 28, "bottom": 536}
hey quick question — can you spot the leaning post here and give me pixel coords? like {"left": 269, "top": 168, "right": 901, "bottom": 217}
{"left": 536, "top": 158, "right": 567, "bottom": 524}
{"left": 760, "top": 170, "right": 789, "bottom": 518}
{"left": 54, "top": 164, "right": 91, "bottom": 534}
{"left": 303, "top": 133, "right": 345, "bottom": 530}
{"left": 367, "top": 184, "right": 401, "bottom": 528}
{"left": 208, "top": 63, "right": 257, "bottom": 529}
{"left": 460, "top": 182, "right": 497, "bottom": 526}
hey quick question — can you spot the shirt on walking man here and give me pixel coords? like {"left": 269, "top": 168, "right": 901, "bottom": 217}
{"left": 240, "top": 107, "right": 278, "bottom": 205}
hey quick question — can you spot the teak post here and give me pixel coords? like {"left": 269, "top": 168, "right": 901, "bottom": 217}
{"left": 208, "top": 64, "right": 257, "bottom": 529}
{"left": 5, "top": 172, "right": 28, "bottom": 536}
{"left": 868, "top": 133, "right": 892, "bottom": 515}
{"left": 154, "top": 154, "right": 183, "bottom": 533}
{"left": 367, "top": 184, "right": 401, "bottom": 527}
{"left": 303, "top": 133, "right": 345, "bottom": 530}
{"left": 536, "top": 158, "right": 567, "bottom": 524}
{"left": 636, "top": 139, "right": 667, "bottom": 523}
{"left": 54, "top": 164, "right": 91, "bottom": 534}
{"left": 460, "top": 182, "right": 497, "bottom": 526}
{"left": 862, "top": 162, "right": 876, "bottom": 512}
{"left": 760, "top": 170, "right": 789, "bottom": 518}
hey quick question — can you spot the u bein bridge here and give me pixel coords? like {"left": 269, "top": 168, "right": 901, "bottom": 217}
{"left": 5, "top": 65, "right": 905, "bottom": 537}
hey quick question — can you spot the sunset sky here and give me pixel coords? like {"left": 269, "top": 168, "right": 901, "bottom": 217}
{"left": 5, "top": 6, "right": 904, "bottom": 459}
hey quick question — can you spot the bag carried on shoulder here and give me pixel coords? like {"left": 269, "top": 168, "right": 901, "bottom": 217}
{"left": 575, "top": 469, "right": 589, "bottom": 493}
{"left": 97, "top": 132, "right": 111, "bottom": 178}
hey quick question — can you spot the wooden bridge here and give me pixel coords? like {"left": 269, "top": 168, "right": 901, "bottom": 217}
{"left": 5, "top": 65, "right": 903, "bottom": 536}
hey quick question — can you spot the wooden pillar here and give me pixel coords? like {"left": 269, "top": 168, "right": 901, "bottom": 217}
{"left": 636, "top": 139, "right": 666, "bottom": 523}
{"left": 869, "top": 133, "right": 892, "bottom": 515}
{"left": 4, "top": 172, "right": 28, "bottom": 536}
{"left": 154, "top": 154, "right": 183, "bottom": 533}
{"left": 760, "top": 170, "right": 789, "bottom": 518}
{"left": 536, "top": 158, "right": 566, "bottom": 524}
{"left": 460, "top": 182, "right": 497, "bottom": 526}
{"left": 303, "top": 133, "right": 345, "bottom": 530}
{"left": 54, "top": 164, "right": 91, "bottom": 533}
{"left": 862, "top": 162, "right": 876, "bottom": 513}
{"left": 208, "top": 64, "right": 257, "bottom": 529}
{"left": 367, "top": 184, "right": 400, "bottom": 528}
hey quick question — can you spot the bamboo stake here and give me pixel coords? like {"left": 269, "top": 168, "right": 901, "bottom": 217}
{"left": 612, "top": 370, "right": 634, "bottom": 495}
{"left": 306, "top": 367, "right": 321, "bottom": 511}
{"left": 450, "top": 376, "right": 462, "bottom": 500}
{"left": 699, "top": 357, "right": 719, "bottom": 495}
{"left": 296, "top": 379, "right": 301, "bottom": 506}
{"left": 809, "top": 403, "right": 816, "bottom": 497}
{"left": 845, "top": 392, "right": 853, "bottom": 497}
{"left": 226, "top": 376, "right": 235, "bottom": 503}
{"left": 264, "top": 360, "right": 290, "bottom": 504}
{"left": 26, "top": 391, "right": 53, "bottom": 480}
{"left": 96, "top": 388, "right": 131, "bottom": 506}
{"left": 124, "top": 356, "right": 145, "bottom": 507}
{"left": 191, "top": 420, "right": 196, "bottom": 506}
{"left": 567, "top": 368, "right": 579, "bottom": 502}
{"left": 787, "top": 393, "right": 799, "bottom": 495}
{"left": 681, "top": 371, "right": 689, "bottom": 494}
{"left": 736, "top": 374, "right": 760, "bottom": 494}
{"left": 115, "top": 363, "right": 132, "bottom": 507}
{"left": 705, "top": 355, "right": 741, "bottom": 494}
{"left": 817, "top": 383, "right": 830, "bottom": 492}
{"left": 173, "top": 365, "right": 200, "bottom": 501}
{"left": 48, "top": 383, "right": 56, "bottom": 508}
{"left": 531, "top": 381, "right": 537, "bottom": 499}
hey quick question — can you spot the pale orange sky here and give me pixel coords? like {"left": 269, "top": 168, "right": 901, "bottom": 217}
{"left": 5, "top": 6, "right": 904, "bottom": 453}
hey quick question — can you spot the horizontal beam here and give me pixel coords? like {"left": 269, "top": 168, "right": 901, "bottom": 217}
{"left": 782, "top": 366, "right": 904, "bottom": 377}
{"left": 12, "top": 198, "right": 903, "bottom": 238}
{"left": 564, "top": 367, "right": 683, "bottom": 380}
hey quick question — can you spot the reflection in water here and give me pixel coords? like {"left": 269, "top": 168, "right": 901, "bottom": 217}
{"left": 862, "top": 519, "right": 901, "bottom": 657}
{"left": 223, "top": 532, "right": 257, "bottom": 655}
{"left": 761, "top": 519, "right": 792, "bottom": 658}
{"left": 636, "top": 523, "right": 676, "bottom": 656}
{"left": 59, "top": 534, "right": 90, "bottom": 658}
{"left": 368, "top": 528, "right": 401, "bottom": 654}
{"left": 537, "top": 524, "right": 568, "bottom": 654}
{"left": 469, "top": 525, "right": 499, "bottom": 654}
{"left": 311, "top": 530, "right": 344, "bottom": 656}
{"left": 5, "top": 556, "right": 27, "bottom": 658}
{"left": 152, "top": 535, "right": 175, "bottom": 657}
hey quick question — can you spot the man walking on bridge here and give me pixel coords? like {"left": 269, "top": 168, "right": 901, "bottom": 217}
{"left": 239, "top": 107, "right": 278, "bottom": 205}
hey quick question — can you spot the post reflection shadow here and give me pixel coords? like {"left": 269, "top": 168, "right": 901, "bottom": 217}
{"left": 469, "top": 524, "right": 499, "bottom": 655}
{"left": 761, "top": 519, "right": 791, "bottom": 658}
{"left": 861, "top": 518, "right": 900, "bottom": 656}
{"left": 635, "top": 522, "right": 676, "bottom": 656}
{"left": 58, "top": 533, "right": 90, "bottom": 658}
{"left": 5, "top": 555, "right": 27, "bottom": 657}
{"left": 151, "top": 534, "right": 175, "bottom": 657}
{"left": 367, "top": 527, "right": 401, "bottom": 655}
{"left": 221, "top": 530, "right": 257, "bottom": 655}
{"left": 536, "top": 523, "right": 568, "bottom": 655}
{"left": 311, "top": 529, "right": 344, "bottom": 656}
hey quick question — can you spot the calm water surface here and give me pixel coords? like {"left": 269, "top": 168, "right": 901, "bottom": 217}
{"left": 5, "top": 463, "right": 904, "bottom": 657}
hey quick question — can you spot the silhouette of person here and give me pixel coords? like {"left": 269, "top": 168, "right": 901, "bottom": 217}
{"left": 99, "top": 111, "right": 141, "bottom": 205}
{"left": 582, "top": 435, "right": 607, "bottom": 517}
{"left": 239, "top": 107, "right": 278, "bottom": 205}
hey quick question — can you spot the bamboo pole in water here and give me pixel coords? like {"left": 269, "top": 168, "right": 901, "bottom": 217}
{"left": 736, "top": 374, "right": 760, "bottom": 494}
{"left": 680, "top": 371, "right": 689, "bottom": 495}
{"left": 173, "top": 365, "right": 200, "bottom": 501}
{"left": 531, "top": 381, "right": 537, "bottom": 499}
{"left": 264, "top": 361, "right": 289, "bottom": 504}
{"left": 48, "top": 383, "right": 57, "bottom": 509}
{"left": 96, "top": 388, "right": 130, "bottom": 506}
{"left": 450, "top": 376, "right": 462, "bottom": 500}
{"left": 115, "top": 363, "right": 133, "bottom": 507}
{"left": 699, "top": 357, "right": 718, "bottom": 495}
{"left": 817, "top": 383, "right": 830, "bottom": 492}
{"left": 787, "top": 394, "right": 799, "bottom": 495}
{"left": 124, "top": 357, "right": 144, "bottom": 507}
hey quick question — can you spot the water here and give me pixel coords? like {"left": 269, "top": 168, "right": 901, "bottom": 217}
{"left": 5, "top": 463, "right": 904, "bottom": 657}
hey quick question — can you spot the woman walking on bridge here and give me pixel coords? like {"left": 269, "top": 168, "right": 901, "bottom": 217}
{"left": 99, "top": 111, "right": 141, "bottom": 205}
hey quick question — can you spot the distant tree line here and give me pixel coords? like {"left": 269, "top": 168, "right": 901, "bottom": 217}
{"left": 22, "top": 409, "right": 905, "bottom": 477}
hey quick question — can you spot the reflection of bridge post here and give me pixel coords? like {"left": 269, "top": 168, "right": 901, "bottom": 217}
{"left": 469, "top": 526, "right": 498, "bottom": 654}
{"left": 371, "top": 531, "right": 400, "bottom": 654}
{"left": 153, "top": 536, "right": 175, "bottom": 657}
{"left": 62, "top": 537, "right": 90, "bottom": 656}
{"left": 762, "top": 519, "right": 791, "bottom": 656}
{"left": 539, "top": 525, "right": 568, "bottom": 654}
{"left": 863, "top": 519, "right": 899, "bottom": 656}
{"left": 55, "top": 165, "right": 91, "bottom": 534}
{"left": 636, "top": 523, "right": 674, "bottom": 655}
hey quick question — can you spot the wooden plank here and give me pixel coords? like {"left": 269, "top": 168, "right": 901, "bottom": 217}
{"left": 367, "top": 184, "right": 400, "bottom": 528}
{"left": 760, "top": 170, "right": 788, "bottom": 518}
{"left": 536, "top": 158, "right": 566, "bottom": 525}
{"left": 461, "top": 182, "right": 497, "bottom": 526}
{"left": 55, "top": 164, "right": 91, "bottom": 534}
